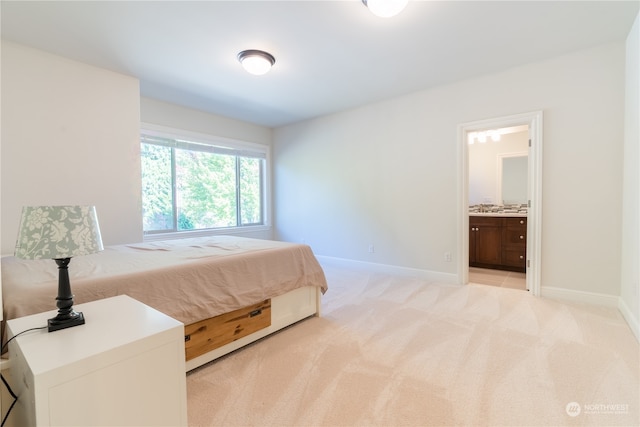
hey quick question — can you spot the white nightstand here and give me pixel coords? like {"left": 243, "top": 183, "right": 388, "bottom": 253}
{"left": 4, "top": 295, "right": 187, "bottom": 426}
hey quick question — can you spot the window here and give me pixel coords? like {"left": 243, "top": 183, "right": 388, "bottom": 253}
{"left": 140, "top": 126, "right": 268, "bottom": 236}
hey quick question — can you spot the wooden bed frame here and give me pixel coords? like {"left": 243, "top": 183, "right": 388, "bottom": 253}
{"left": 184, "top": 286, "right": 321, "bottom": 371}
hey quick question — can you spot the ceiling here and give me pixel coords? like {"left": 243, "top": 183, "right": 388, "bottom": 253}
{"left": 2, "top": 1, "right": 638, "bottom": 128}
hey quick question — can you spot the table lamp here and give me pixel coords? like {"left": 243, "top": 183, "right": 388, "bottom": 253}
{"left": 14, "top": 206, "right": 104, "bottom": 332}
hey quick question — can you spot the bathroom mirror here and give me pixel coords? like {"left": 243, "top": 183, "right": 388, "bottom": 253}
{"left": 498, "top": 153, "right": 528, "bottom": 204}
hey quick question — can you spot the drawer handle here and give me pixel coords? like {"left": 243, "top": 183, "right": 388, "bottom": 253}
{"left": 520, "top": 220, "right": 524, "bottom": 224}
{"left": 520, "top": 235, "right": 524, "bottom": 239}
{"left": 520, "top": 256, "right": 524, "bottom": 259}
{"left": 249, "top": 309, "right": 262, "bottom": 317}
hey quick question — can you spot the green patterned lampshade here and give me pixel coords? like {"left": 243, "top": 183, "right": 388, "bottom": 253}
{"left": 15, "top": 206, "right": 104, "bottom": 260}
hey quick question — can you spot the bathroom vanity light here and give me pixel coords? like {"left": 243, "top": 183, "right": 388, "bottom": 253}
{"left": 237, "top": 49, "right": 276, "bottom": 75}
{"left": 468, "top": 130, "right": 502, "bottom": 145}
{"left": 362, "top": 0, "right": 409, "bottom": 18}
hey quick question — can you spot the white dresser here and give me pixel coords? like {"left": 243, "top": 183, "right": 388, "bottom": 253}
{"left": 4, "top": 295, "right": 187, "bottom": 426}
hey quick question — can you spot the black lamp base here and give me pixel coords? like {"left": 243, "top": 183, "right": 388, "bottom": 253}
{"left": 49, "top": 257, "right": 86, "bottom": 332}
{"left": 48, "top": 311, "right": 85, "bottom": 332}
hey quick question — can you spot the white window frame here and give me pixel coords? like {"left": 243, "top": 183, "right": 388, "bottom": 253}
{"left": 140, "top": 123, "right": 271, "bottom": 242}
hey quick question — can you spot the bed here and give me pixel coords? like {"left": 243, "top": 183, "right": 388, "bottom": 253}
{"left": 1, "top": 235, "right": 328, "bottom": 371}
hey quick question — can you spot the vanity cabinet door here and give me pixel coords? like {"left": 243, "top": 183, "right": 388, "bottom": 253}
{"left": 470, "top": 217, "right": 502, "bottom": 266}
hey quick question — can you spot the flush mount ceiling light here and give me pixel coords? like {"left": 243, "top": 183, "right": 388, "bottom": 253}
{"left": 237, "top": 49, "right": 275, "bottom": 75}
{"left": 362, "top": 0, "right": 409, "bottom": 18}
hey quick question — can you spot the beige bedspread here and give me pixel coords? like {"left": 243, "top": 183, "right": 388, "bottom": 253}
{"left": 1, "top": 236, "right": 327, "bottom": 326}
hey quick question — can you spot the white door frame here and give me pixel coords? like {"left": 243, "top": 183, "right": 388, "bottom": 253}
{"left": 457, "top": 111, "right": 543, "bottom": 295}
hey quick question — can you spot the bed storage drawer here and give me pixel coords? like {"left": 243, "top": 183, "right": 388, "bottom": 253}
{"left": 184, "top": 299, "right": 271, "bottom": 361}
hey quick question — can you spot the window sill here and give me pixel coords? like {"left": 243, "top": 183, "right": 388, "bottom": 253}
{"left": 143, "top": 225, "right": 272, "bottom": 242}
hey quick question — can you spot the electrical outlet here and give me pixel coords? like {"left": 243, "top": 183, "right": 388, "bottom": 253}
{"left": 368, "top": 244, "right": 375, "bottom": 253}
{"left": 444, "top": 252, "right": 452, "bottom": 262}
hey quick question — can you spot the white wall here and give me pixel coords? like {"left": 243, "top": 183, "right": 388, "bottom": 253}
{"left": 620, "top": 12, "right": 640, "bottom": 339}
{"left": 140, "top": 97, "right": 272, "bottom": 147}
{"left": 139, "top": 98, "right": 274, "bottom": 240}
{"left": 274, "top": 42, "right": 626, "bottom": 297}
{"left": 1, "top": 41, "right": 142, "bottom": 254}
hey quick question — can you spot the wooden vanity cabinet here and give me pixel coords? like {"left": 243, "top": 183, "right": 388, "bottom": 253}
{"left": 469, "top": 216, "right": 526, "bottom": 273}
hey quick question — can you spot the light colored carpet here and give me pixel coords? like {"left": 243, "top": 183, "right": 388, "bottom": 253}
{"left": 187, "top": 262, "right": 639, "bottom": 426}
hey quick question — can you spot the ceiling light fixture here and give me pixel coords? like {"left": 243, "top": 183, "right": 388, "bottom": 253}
{"left": 362, "top": 0, "right": 408, "bottom": 18}
{"left": 237, "top": 49, "right": 275, "bottom": 76}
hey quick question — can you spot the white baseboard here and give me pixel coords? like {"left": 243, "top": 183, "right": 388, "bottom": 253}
{"left": 540, "top": 286, "right": 619, "bottom": 307}
{"left": 541, "top": 286, "right": 640, "bottom": 343}
{"left": 618, "top": 297, "right": 640, "bottom": 343}
{"left": 316, "top": 256, "right": 458, "bottom": 285}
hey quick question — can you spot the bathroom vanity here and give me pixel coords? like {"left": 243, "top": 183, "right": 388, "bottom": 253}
{"left": 469, "top": 214, "right": 527, "bottom": 273}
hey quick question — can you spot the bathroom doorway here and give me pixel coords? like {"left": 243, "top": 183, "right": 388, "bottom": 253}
{"left": 457, "top": 111, "right": 543, "bottom": 296}
{"left": 468, "top": 125, "right": 528, "bottom": 290}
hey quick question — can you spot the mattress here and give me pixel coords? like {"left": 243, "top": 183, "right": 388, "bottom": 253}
{"left": 1, "top": 235, "right": 328, "bottom": 327}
